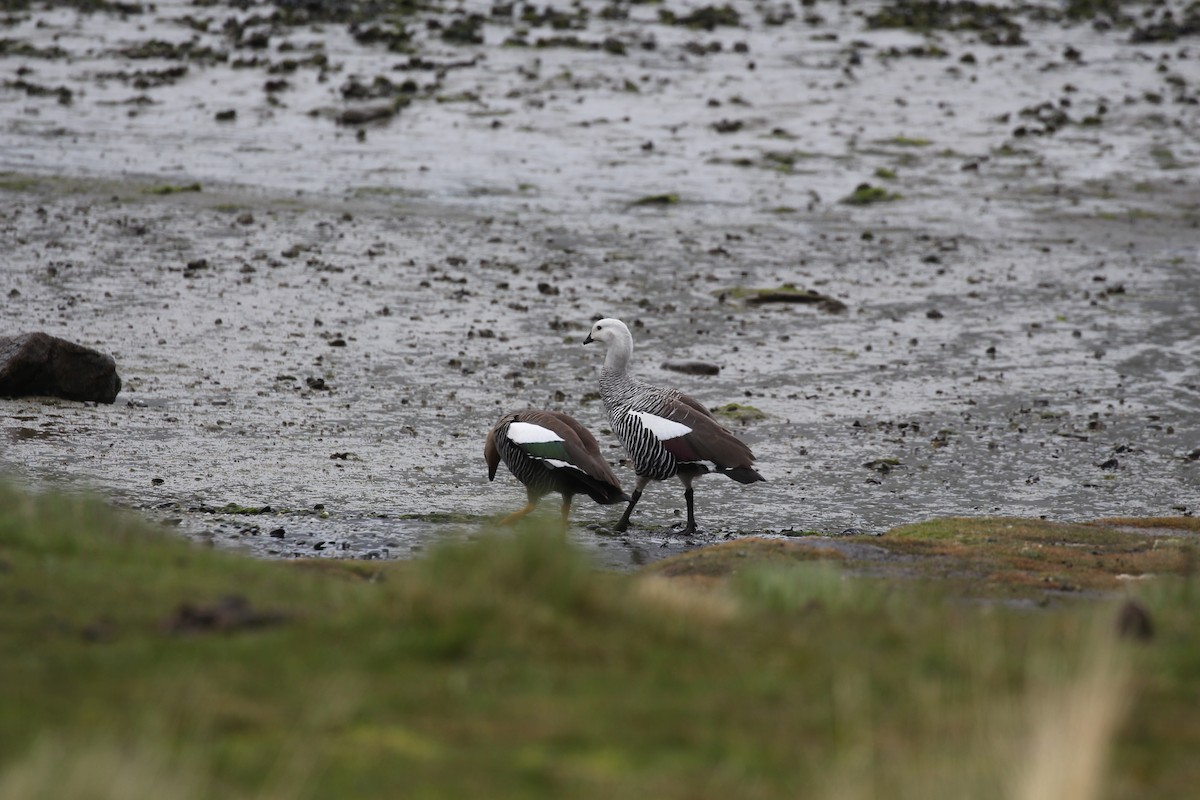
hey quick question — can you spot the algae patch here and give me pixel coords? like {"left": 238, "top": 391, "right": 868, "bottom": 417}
{"left": 719, "top": 284, "right": 848, "bottom": 314}
{"left": 711, "top": 402, "right": 767, "bottom": 423}
{"left": 840, "top": 183, "right": 902, "bottom": 205}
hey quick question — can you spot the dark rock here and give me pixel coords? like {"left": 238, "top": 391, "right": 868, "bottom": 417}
{"left": 661, "top": 360, "right": 720, "bottom": 376}
{"left": 337, "top": 100, "right": 405, "bottom": 125}
{"left": 743, "top": 289, "right": 848, "bottom": 314}
{"left": 0, "top": 332, "right": 122, "bottom": 404}
{"left": 863, "top": 458, "right": 900, "bottom": 474}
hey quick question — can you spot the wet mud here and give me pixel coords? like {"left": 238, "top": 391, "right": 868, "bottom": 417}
{"left": 1, "top": 0, "right": 1198, "bottom": 568}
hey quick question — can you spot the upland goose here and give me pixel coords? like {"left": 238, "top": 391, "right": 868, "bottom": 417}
{"left": 584, "top": 318, "right": 764, "bottom": 533}
{"left": 485, "top": 408, "right": 628, "bottom": 530}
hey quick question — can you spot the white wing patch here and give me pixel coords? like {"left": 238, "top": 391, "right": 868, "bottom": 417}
{"left": 543, "top": 458, "right": 584, "bottom": 472}
{"left": 628, "top": 410, "right": 692, "bottom": 441}
{"left": 506, "top": 421, "right": 565, "bottom": 444}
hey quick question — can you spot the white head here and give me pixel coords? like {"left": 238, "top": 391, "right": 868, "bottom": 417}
{"left": 584, "top": 318, "right": 630, "bottom": 347}
{"left": 583, "top": 318, "right": 634, "bottom": 371}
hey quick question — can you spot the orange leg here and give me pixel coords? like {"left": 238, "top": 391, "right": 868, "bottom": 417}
{"left": 499, "top": 501, "right": 537, "bottom": 526}
{"left": 559, "top": 495, "right": 573, "bottom": 532}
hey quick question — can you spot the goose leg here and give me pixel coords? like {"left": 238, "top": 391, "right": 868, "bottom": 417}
{"left": 676, "top": 474, "right": 699, "bottom": 534}
{"left": 682, "top": 487, "right": 697, "bottom": 534}
{"left": 614, "top": 476, "right": 651, "bottom": 532}
{"left": 559, "top": 494, "right": 573, "bottom": 533}
{"left": 500, "top": 500, "right": 537, "bottom": 525}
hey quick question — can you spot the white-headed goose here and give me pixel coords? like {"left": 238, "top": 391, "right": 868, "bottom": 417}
{"left": 583, "top": 318, "right": 764, "bottom": 533}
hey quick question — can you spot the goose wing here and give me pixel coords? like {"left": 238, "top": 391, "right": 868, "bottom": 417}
{"left": 509, "top": 409, "right": 627, "bottom": 503}
{"left": 629, "top": 392, "right": 757, "bottom": 471}
{"left": 532, "top": 410, "right": 624, "bottom": 488}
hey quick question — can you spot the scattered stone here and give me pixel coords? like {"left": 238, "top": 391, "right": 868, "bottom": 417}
{"left": 741, "top": 286, "right": 848, "bottom": 314}
{"left": 863, "top": 458, "right": 901, "bottom": 474}
{"left": 337, "top": 100, "right": 406, "bottom": 125}
{"left": 1098, "top": 457, "right": 1120, "bottom": 470}
{"left": 661, "top": 360, "right": 720, "bottom": 376}
{"left": 0, "top": 332, "right": 122, "bottom": 404}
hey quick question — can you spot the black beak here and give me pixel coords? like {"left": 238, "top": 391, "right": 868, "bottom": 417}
{"left": 583, "top": 334, "right": 594, "bottom": 344}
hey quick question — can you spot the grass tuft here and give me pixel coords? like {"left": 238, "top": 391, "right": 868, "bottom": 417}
{"left": 1, "top": 484, "right": 1198, "bottom": 798}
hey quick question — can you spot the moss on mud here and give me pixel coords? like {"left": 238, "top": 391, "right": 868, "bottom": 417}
{"left": 840, "top": 182, "right": 902, "bottom": 205}
{"left": 710, "top": 402, "right": 767, "bottom": 423}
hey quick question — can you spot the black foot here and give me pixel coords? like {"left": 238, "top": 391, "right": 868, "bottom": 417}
{"left": 614, "top": 520, "right": 630, "bottom": 533}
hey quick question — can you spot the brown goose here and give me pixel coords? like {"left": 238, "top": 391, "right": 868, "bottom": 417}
{"left": 583, "top": 318, "right": 764, "bottom": 533}
{"left": 485, "top": 408, "right": 628, "bottom": 530}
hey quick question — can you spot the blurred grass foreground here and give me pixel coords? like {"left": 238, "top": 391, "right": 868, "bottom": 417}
{"left": 1, "top": 483, "right": 1197, "bottom": 799}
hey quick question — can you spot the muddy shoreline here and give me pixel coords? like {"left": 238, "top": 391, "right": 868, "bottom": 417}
{"left": 2, "top": 1, "right": 1197, "bottom": 567}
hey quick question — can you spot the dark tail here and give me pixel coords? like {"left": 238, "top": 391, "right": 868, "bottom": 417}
{"left": 571, "top": 472, "right": 630, "bottom": 505}
{"left": 720, "top": 466, "right": 765, "bottom": 484}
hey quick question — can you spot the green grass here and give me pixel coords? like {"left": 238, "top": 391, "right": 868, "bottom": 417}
{"left": 1, "top": 485, "right": 1198, "bottom": 798}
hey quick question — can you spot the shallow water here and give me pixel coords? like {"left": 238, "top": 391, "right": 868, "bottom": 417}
{"left": 1, "top": 0, "right": 1198, "bottom": 567}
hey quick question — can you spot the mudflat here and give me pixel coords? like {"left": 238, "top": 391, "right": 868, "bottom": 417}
{"left": 1, "top": 0, "right": 1197, "bottom": 566}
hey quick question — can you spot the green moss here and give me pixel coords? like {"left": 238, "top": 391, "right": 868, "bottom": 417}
{"left": 710, "top": 402, "right": 767, "bottom": 423}
{"left": 873, "top": 167, "right": 897, "bottom": 180}
{"left": 879, "top": 517, "right": 1197, "bottom": 596}
{"left": 1150, "top": 145, "right": 1181, "bottom": 170}
{"left": 0, "top": 173, "right": 42, "bottom": 192}
{"left": 658, "top": 4, "right": 741, "bottom": 30}
{"left": 866, "top": 1, "right": 1026, "bottom": 45}
{"left": 643, "top": 538, "right": 839, "bottom": 579}
{"left": 629, "top": 192, "right": 679, "bottom": 206}
{"left": 145, "top": 182, "right": 202, "bottom": 195}
{"left": 840, "top": 183, "right": 902, "bottom": 205}
{"left": 886, "top": 135, "right": 931, "bottom": 147}
{"left": 762, "top": 150, "right": 818, "bottom": 170}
